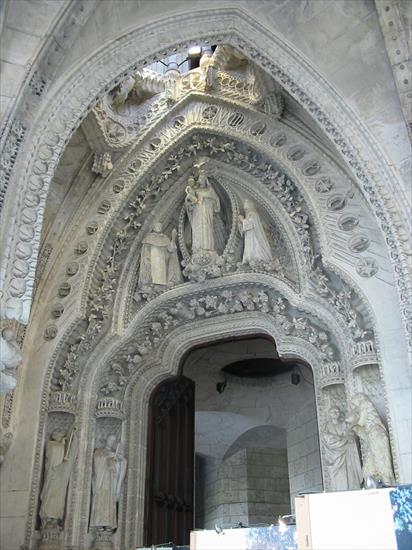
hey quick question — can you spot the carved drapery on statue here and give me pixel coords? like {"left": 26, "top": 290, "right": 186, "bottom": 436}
{"left": 346, "top": 393, "right": 395, "bottom": 485}
{"left": 185, "top": 167, "right": 221, "bottom": 254}
{"left": 90, "top": 435, "right": 127, "bottom": 532}
{"left": 40, "top": 425, "right": 77, "bottom": 528}
{"left": 138, "top": 224, "right": 182, "bottom": 291}
{"left": 239, "top": 199, "right": 276, "bottom": 269}
{"left": 323, "top": 406, "right": 362, "bottom": 491}
{"left": 178, "top": 159, "right": 238, "bottom": 282}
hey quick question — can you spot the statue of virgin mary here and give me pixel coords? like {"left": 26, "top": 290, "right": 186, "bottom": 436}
{"left": 185, "top": 166, "right": 221, "bottom": 254}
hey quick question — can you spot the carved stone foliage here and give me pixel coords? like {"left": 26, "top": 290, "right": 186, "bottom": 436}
{"left": 8, "top": 21, "right": 407, "bottom": 550}
{"left": 310, "top": 268, "right": 367, "bottom": 341}
{"left": 0, "top": 120, "right": 26, "bottom": 210}
{"left": 97, "top": 284, "right": 341, "bottom": 400}
{"left": 92, "top": 46, "right": 283, "bottom": 151}
{"left": 48, "top": 133, "right": 374, "bottom": 400}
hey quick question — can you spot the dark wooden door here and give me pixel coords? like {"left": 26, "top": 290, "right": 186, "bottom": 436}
{"left": 144, "top": 376, "right": 195, "bottom": 546}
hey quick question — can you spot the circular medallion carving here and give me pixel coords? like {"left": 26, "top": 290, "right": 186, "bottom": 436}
{"left": 348, "top": 234, "right": 370, "bottom": 253}
{"left": 86, "top": 221, "right": 99, "bottom": 235}
{"left": 75, "top": 242, "right": 88, "bottom": 255}
{"left": 287, "top": 146, "right": 306, "bottom": 161}
{"left": 327, "top": 195, "right": 346, "bottom": 211}
{"left": 58, "top": 282, "right": 71, "bottom": 297}
{"left": 270, "top": 133, "right": 287, "bottom": 147}
{"left": 338, "top": 215, "right": 359, "bottom": 231}
{"left": 315, "top": 177, "right": 334, "bottom": 193}
{"left": 173, "top": 116, "right": 185, "bottom": 128}
{"left": 66, "top": 262, "right": 79, "bottom": 276}
{"left": 250, "top": 121, "right": 266, "bottom": 136}
{"left": 202, "top": 105, "right": 218, "bottom": 120}
{"left": 303, "top": 160, "right": 321, "bottom": 176}
{"left": 44, "top": 325, "right": 58, "bottom": 340}
{"left": 228, "top": 112, "right": 245, "bottom": 127}
{"left": 113, "top": 181, "right": 125, "bottom": 193}
{"left": 51, "top": 304, "right": 64, "bottom": 318}
{"left": 356, "top": 257, "right": 379, "bottom": 278}
{"left": 98, "top": 200, "right": 111, "bottom": 214}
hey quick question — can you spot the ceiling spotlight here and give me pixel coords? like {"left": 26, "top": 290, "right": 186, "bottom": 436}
{"left": 291, "top": 372, "right": 300, "bottom": 385}
{"left": 188, "top": 45, "right": 202, "bottom": 58}
{"left": 216, "top": 379, "right": 227, "bottom": 394}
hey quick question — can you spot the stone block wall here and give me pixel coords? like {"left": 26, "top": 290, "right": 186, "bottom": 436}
{"left": 286, "top": 401, "right": 323, "bottom": 507}
{"left": 195, "top": 447, "right": 290, "bottom": 529}
{"left": 246, "top": 448, "right": 291, "bottom": 525}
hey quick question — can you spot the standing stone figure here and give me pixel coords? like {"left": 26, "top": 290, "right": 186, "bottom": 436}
{"left": 0, "top": 328, "right": 22, "bottom": 393}
{"left": 138, "top": 224, "right": 182, "bottom": 289}
{"left": 90, "top": 435, "right": 127, "bottom": 531}
{"left": 346, "top": 393, "right": 395, "bottom": 485}
{"left": 185, "top": 167, "right": 221, "bottom": 253}
{"left": 323, "top": 406, "right": 362, "bottom": 491}
{"left": 40, "top": 426, "right": 78, "bottom": 527}
{"left": 239, "top": 200, "right": 273, "bottom": 264}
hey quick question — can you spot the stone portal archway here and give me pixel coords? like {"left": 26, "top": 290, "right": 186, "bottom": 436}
{"left": 96, "top": 310, "right": 348, "bottom": 548}
{"left": 0, "top": 10, "right": 407, "bottom": 549}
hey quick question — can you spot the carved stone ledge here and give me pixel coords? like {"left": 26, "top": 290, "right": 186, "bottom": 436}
{"left": 92, "top": 528, "right": 114, "bottom": 550}
{"left": 38, "top": 524, "right": 62, "bottom": 550}
{"left": 351, "top": 340, "right": 378, "bottom": 370}
{"left": 48, "top": 391, "right": 77, "bottom": 414}
{"left": 96, "top": 397, "right": 124, "bottom": 419}
{"left": 318, "top": 362, "right": 345, "bottom": 389}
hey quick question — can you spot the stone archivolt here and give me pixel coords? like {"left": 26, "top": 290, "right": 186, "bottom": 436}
{"left": 1, "top": 37, "right": 401, "bottom": 549}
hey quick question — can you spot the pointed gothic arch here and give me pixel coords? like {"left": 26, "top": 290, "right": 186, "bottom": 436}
{"left": 0, "top": 8, "right": 409, "bottom": 550}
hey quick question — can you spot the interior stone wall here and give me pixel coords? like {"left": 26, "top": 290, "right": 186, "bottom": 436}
{"left": 187, "top": 338, "right": 320, "bottom": 524}
{"left": 286, "top": 400, "right": 323, "bottom": 506}
{"left": 246, "top": 448, "right": 290, "bottom": 525}
{"left": 195, "top": 447, "right": 290, "bottom": 529}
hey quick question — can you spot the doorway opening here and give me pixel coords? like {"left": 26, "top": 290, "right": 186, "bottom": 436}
{"left": 144, "top": 335, "right": 322, "bottom": 545}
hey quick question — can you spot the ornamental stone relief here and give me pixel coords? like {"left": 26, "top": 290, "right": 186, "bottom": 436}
{"left": 42, "top": 131, "right": 376, "bottom": 404}
{"left": 3, "top": 20, "right": 404, "bottom": 550}
{"left": 1, "top": 20, "right": 409, "bottom": 366}
{"left": 90, "top": 44, "right": 283, "bottom": 151}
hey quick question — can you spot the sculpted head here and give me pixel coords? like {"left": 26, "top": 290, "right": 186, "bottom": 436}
{"left": 51, "top": 431, "right": 65, "bottom": 442}
{"left": 106, "top": 434, "right": 117, "bottom": 450}
{"left": 329, "top": 406, "right": 342, "bottom": 421}
{"left": 152, "top": 223, "right": 163, "bottom": 234}
{"left": 243, "top": 199, "right": 256, "bottom": 213}
{"left": 1, "top": 328, "right": 14, "bottom": 342}
{"left": 197, "top": 170, "right": 208, "bottom": 187}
